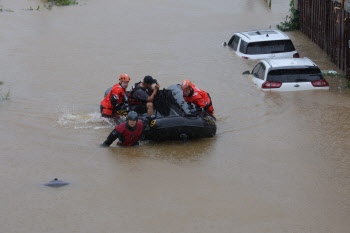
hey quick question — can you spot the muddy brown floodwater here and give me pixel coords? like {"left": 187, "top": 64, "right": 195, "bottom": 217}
{"left": 1, "top": 0, "right": 350, "bottom": 232}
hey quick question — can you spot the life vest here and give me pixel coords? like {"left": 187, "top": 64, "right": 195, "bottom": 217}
{"left": 101, "top": 83, "right": 126, "bottom": 116}
{"left": 128, "top": 82, "right": 152, "bottom": 106}
{"left": 115, "top": 121, "right": 143, "bottom": 146}
{"left": 184, "top": 85, "right": 214, "bottom": 116}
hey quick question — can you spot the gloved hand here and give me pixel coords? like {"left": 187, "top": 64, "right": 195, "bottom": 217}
{"left": 99, "top": 142, "right": 109, "bottom": 147}
{"left": 146, "top": 115, "right": 156, "bottom": 123}
{"left": 120, "top": 103, "right": 130, "bottom": 111}
{"left": 190, "top": 108, "right": 199, "bottom": 114}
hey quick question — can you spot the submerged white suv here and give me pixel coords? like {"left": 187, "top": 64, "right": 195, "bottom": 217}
{"left": 244, "top": 58, "right": 329, "bottom": 91}
{"left": 225, "top": 30, "right": 299, "bottom": 60}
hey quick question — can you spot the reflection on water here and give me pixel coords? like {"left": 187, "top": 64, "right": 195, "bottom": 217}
{"left": 1, "top": 0, "right": 350, "bottom": 232}
{"left": 108, "top": 137, "right": 217, "bottom": 163}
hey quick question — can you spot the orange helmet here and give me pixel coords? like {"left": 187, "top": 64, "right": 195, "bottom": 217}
{"left": 119, "top": 73, "right": 130, "bottom": 82}
{"left": 181, "top": 79, "right": 192, "bottom": 91}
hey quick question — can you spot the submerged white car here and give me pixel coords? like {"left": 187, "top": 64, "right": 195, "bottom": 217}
{"left": 226, "top": 30, "right": 299, "bottom": 60}
{"left": 243, "top": 58, "right": 330, "bottom": 91}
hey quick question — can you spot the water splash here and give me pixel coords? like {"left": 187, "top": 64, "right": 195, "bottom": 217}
{"left": 57, "top": 111, "right": 114, "bottom": 129}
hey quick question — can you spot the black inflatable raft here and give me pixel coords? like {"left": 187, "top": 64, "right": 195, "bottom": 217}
{"left": 103, "top": 84, "right": 216, "bottom": 141}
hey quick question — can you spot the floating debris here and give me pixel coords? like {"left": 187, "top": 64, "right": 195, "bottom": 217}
{"left": 44, "top": 178, "right": 69, "bottom": 187}
{"left": 321, "top": 70, "right": 337, "bottom": 74}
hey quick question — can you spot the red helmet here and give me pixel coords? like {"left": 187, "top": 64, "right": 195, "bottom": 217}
{"left": 181, "top": 79, "right": 192, "bottom": 91}
{"left": 119, "top": 74, "right": 130, "bottom": 82}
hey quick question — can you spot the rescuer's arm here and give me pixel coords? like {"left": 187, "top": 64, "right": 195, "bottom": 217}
{"left": 193, "top": 96, "right": 208, "bottom": 109}
{"left": 100, "top": 129, "right": 122, "bottom": 147}
{"left": 110, "top": 94, "right": 120, "bottom": 108}
{"left": 146, "top": 83, "right": 160, "bottom": 102}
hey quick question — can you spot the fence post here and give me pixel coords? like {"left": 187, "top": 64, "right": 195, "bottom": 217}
{"left": 336, "top": 7, "right": 342, "bottom": 68}
{"left": 345, "top": 17, "right": 350, "bottom": 80}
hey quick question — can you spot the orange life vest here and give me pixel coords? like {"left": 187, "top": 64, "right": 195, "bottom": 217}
{"left": 101, "top": 83, "right": 126, "bottom": 116}
{"left": 184, "top": 85, "right": 214, "bottom": 116}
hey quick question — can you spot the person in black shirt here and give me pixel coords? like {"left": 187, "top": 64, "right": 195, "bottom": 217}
{"left": 129, "top": 76, "right": 160, "bottom": 116}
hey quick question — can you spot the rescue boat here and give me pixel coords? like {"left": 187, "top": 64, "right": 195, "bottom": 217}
{"left": 103, "top": 84, "right": 217, "bottom": 141}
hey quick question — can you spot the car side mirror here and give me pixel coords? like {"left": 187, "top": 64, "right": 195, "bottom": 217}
{"left": 222, "top": 42, "right": 227, "bottom": 46}
{"left": 242, "top": 71, "right": 250, "bottom": 75}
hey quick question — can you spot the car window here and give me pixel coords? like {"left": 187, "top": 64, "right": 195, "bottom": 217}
{"left": 231, "top": 36, "right": 240, "bottom": 51}
{"left": 227, "top": 35, "right": 235, "bottom": 46}
{"left": 252, "top": 63, "right": 262, "bottom": 77}
{"left": 239, "top": 40, "right": 248, "bottom": 53}
{"left": 245, "top": 40, "right": 296, "bottom": 55}
{"left": 267, "top": 68, "right": 323, "bottom": 82}
{"left": 257, "top": 63, "right": 266, "bottom": 80}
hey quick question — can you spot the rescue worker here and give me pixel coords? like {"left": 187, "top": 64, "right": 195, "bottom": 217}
{"left": 100, "top": 111, "right": 152, "bottom": 147}
{"left": 181, "top": 79, "right": 214, "bottom": 116}
{"left": 129, "top": 75, "right": 160, "bottom": 116}
{"left": 100, "top": 74, "right": 130, "bottom": 118}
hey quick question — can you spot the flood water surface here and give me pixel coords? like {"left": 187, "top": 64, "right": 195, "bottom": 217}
{"left": 1, "top": 0, "right": 350, "bottom": 232}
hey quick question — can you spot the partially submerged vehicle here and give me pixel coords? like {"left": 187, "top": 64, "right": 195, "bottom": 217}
{"left": 242, "top": 57, "right": 329, "bottom": 91}
{"left": 102, "top": 85, "right": 216, "bottom": 141}
{"left": 224, "top": 30, "right": 299, "bottom": 60}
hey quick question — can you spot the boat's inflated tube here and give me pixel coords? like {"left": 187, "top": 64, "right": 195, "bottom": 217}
{"left": 143, "top": 115, "right": 216, "bottom": 141}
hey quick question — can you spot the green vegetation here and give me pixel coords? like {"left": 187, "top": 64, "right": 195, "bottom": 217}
{"left": 44, "top": 4, "right": 52, "bottom": 10}
{"left": 1, "top": 90, "right": 10, "bottom": 100}
{"left": 1, "top": 1, "right": 75, "bottom": 12}
{"left": 0, "top": 8, "right": 14, "bottom": 12}
{"left": 277, "top": 0, "right": 299, "bottom": 31}
{"left": 47, "top": 0, "right": 78, "bottom": 6}
{"left": 24, "top": 6, "right": 40, "bottom": 11}
{"left": 0, "top": 82, "right": 10, "bottom": 100}
{"left": 323, "top": 72, "right": 350, "bottom": 89}
{"left": 323, "top": 73, "right": 346, "bottom": 79}
{"left": 44, "top": 0, "right": 78, "bottom": 9}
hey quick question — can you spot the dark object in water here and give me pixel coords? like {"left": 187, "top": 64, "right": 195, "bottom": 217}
{"left": 44, "top": 178, "right": 69, "bottom": 187}
{"left": 103, "top": 84, "right": 217, "bottom": 141}
{"left": 180, "top": 134, "right": 188, "bottom": 144}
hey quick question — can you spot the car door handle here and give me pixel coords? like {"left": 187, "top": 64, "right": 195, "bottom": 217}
{"left": 294, "top": 84, "right": 300, "bottom": 87}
